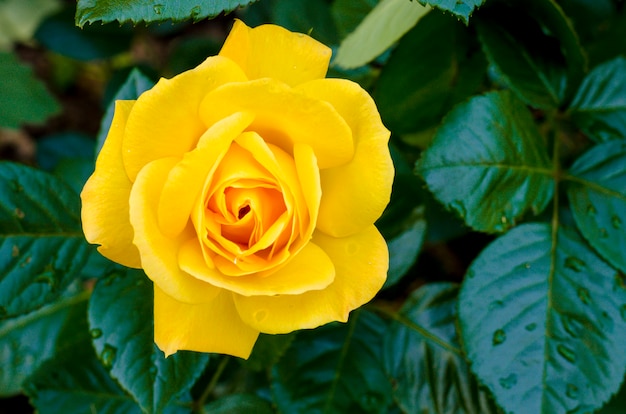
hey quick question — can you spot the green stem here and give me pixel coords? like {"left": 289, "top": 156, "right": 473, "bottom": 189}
{"left": 195, "top": 356, "right": 230, "bottom": 413}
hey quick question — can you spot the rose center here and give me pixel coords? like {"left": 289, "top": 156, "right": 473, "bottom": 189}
{"left": 238, "top": 205, "right": 251, "bottom": 219}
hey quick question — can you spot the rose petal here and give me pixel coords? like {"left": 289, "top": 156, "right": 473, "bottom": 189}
{"left": 232, "top": 225, "right": 388, "bottom": 333}
{"left": 81, "top": 100, "right": 141, "bottom": 268}
{"left": 179, "top": 238, "right": 334, "bottom": 297}
{"left": 157, "top": 112, "right": 255, "bottom": 239}
{"left": 129, "top": 157, "right": 221, "bottom": 304}
{"left": 297, "top": 78, "right": 394, "bottom": 237}
{"left": 154, "top": 286, "right": 259, "bottom": 358}
{"left": 219, "top": 19, "right": 331, "bottom": 87}
{"left": 122, "top": 56, "right": 247, "bottom": 181}
{"left": 199, "top": 79, "right": 354, "bottom": 169}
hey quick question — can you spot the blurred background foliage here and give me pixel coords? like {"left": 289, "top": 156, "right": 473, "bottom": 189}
{"left": 1, "top": 0, "right": 626, "bottom": 413}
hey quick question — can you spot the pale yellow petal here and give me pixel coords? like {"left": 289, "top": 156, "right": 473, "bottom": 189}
{"left": 122, "top": 56, "right": 247, "bottom": 181}
{"left": 199, "top": 79, "right": 354, "bottom": 169}
{"left": 180, "top": 239, "right": 335, "bottom": 296}
{"left": 233, "top": 226, "right": 388, "bottom": 333}
{"left": 81, "top": 100, "right": 141, "bottom": 268}
{"left": 154, "top": 286, "right": 259, "bottom": 359}
{"left": 129, "top": 157, "right": 221, "bottom": 304}
{"left": 157, "top": 112, "right": 254, "bottom": 238}
{"left": 297, "top": 78, "right": 394, "bottom": 237}
{"left": 219, "top": 19, "right": 331, "bottom": 87}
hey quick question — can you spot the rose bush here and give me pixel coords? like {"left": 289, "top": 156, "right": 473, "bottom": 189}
{"left": 81, "top": 20, "right": 394, "bottom": 359}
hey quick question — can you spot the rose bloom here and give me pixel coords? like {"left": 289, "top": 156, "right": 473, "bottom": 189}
{"left": 81, "top": 20, "right": 394, "bottom": 359}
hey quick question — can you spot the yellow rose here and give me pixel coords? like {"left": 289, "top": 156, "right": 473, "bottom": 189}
{"left": 81, "top": 20, "right": 394, "bottom": 359}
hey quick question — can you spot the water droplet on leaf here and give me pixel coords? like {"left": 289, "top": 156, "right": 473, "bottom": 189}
{"left": 577, "top": 287, "right": 591, "bottom": 304}
{"left": 586, "top": 205, "right": 597, "bottom": 216}
{"left": 557, "top": 344, "right": 576, "bottom": 363}
{"left": 101, "top": 344, "right": 117, "bottom": 368}
{"left": 499, "top": 373, "right": 517, "bottom": 389}
{"left": 564, "top": 256, "right": 585, "bottom": 272}
{"left": 492, "top": 329, "right": 506, "bottom": 345}
{"left": 612, "top": 215, "right": 622, "bottom": 229}
{"left": 90, "top": 328, "right": 102, "bottom": 339}
{"left": 566, "top": 383, "right": 579, "bottom": 399}
{"left": 525, "top": 322, "right": 537, "bottom": 332}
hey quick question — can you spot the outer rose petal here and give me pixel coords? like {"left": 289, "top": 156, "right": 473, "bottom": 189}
{"left": 297, "top": 78, "right": 394, "bottom": 238}
{"left": 199, "top": 79, "right": 354, "bottom": 169}
{"left": 154, "top": 286, "right": 259, "bottom": 358}
{"left": 129, "top": 157, "right": 221, "bottom": 304}
{"left": 81, "top": 100, "right": 141, "bottom": 268}
{"left": 219, "top": 19, "right": 331, "bottom": 87}
{"left": 122, "top": 56, "right": 247, "bottom": 181}
{"left": 232, "top": 225, "right": 388, "bottom": 333}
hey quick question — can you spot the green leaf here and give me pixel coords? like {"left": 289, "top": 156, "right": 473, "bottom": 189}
{"left": 23, "top": 301, "right": 142, "bottom": 414}
{"left": 458, "top": 223, "right": 626, "bottom": 414}
{"left": 374, "top": 10, "right": 486, "bottom": 134}
{"left": 0, "top": 162, "right": 95, "bottom": 318}
{"left": 384, "top": 206, "right": 426, "bottom": 290}
{"left": 384, "top": 283, "right": 499, "bottom": 414}
{"left": 36, "top": 132, "right": 94, "bottom": 171}
{"left": 416, "top": 91, "right": 554, "bottom": 233}
{"left": 331, "top": 0, "right": 377, "bottom": 40}
{"left": 204, "top": 394, "right": 273, "bottom": 414}
{"left": 270, "top": 0, "right": 339, "bottom": 45}
{"left": 569, "top": 56, "right": 626, "bottom": 142}
{"left": 567, "top": 140, "right": 626, "bottom": 273}
{"left": 476, "top": 0, "right": 585, "bottom": 109}
{"left": 598, "top": 377, "right": 626, "bottom": 414}
{"left": 245, "top": 332, "right": 295, "bottom": 372}
{"left": 96, "top": 68, "right": 155, "bottom": 155}
{"left": 0, "top": 52, "right": 59, "bottom": 128}
{"left": 36, "top": 6, "right": 133, "bottom": 61}
{"left": 334, "top": 0, "right": 430, "bottom": 69}
{"left": 0, "top": 289, "right": 89, "bottom": 396}
{"left": 418, "top": 0, "right": 485, "bottom": 24}
{"left": 88, "top": 269, "right": 209, "bottom": 414}
{"left": 75, "top": 0, "right": 258, "bottom": 26}
{"left": 272, "top": 310, "right": 393, "bottom": 413}
{"left": 0, "top": 0, "right": 61, "bottom": 50}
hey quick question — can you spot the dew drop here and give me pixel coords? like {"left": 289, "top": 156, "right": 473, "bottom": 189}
{"left": 564, "top": 256, "right": 585, "bottom": 272}
{"left": 525, "top": 322, "right": 537, "bottom": 332}
{"left": 498, "top": 373, "right": 517, "bottom": 389}
{"left": 562, "top": 316, "right": 583, "bottom": 338}
{"left": 612, "top": 215, "right": 622, "bottom": 229}
{"left": 620, "top": 304, "right": 626, "bottom": 322}
{"left": 153, "top": 4, "right": 164, "bottom": 14}
{"left": 489, "top": 300, "right": 504, "bottom": 311}
{"left": 101, "top": 344, "right": 117, "bottom": 368}
{"left": 566, "top": 383, "right": 579, "bottom": 399}
{"left": 90, "top": 328, "right": 103, "bottom": 339}
{"left": 577, "top": 287, "right": 591, "bottom": 304}
{"left": 492, "top": 329, "right": 506, "bottom": 345}
{"left": 254, "top": 309, "right": 268, "bottom": 323}
{"left": 586, "top": 205, "right": 597, "bottom": 216}
{"left": 557, "top": 344, "right": 576, "bottom": 363}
